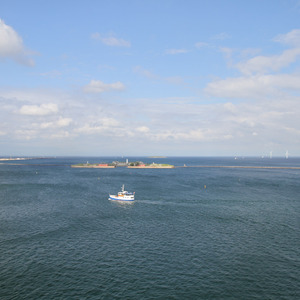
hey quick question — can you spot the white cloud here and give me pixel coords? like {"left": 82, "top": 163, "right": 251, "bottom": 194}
{"left": 0, "top": 19, "right": 22, "bottom": 56}
{"left": 101, "top": 118, "right": 119, "bottom": 127}
{"left": 227, "top": 29, "right": 300, "bottom": 75}
{"left": 131, "top": 94, "right": 300, "bottom": 152}
{"left": 211, "top": 32, "right": 231, "bottom": 40}
{"left": 136, "top": 126, "right": 150, "bottom": 133}
{"left": 40, "top": 70, "right": 62, "bottom": 78}
{"left": 50, "top": 131, "right": 72, "bottom": 139}
{"left": 75, "top": 117, "right": 120, "bottom": 135}
{"left": 217, "top": 29, "right": 300, "bottom": 77}
{"left": 165, "top": 76, "right": 185, "bottom": 85}
{"left": 75, "top": 124, "right": 104, "bottom": 134}
{"left": 91, "top": 32, "right": 131, "bottom": 47}
{"left": 0, "top": 88, "right": 66, "bottom": 104}
{"left": 273, "top": 29, "right": 300, "bottom": 46}
{"left": 206, "top": 29, "right": 300, "bottom": 100}
{"left": 198, "top": 49, "right": 300, "bottom": 153}
{"left": 220, "top": 47, "right": 233, "bottom": 56}
{"left": 205, "top": 74, "right": 300, "bottom": 99}
{"left": 56, "top": 117, "right": 72, "bottom": 127}
{"left": 165, "top": 48, "right": 188, "bottom": 55}
{"left": 1, "top": 74, "right": 300, "bottom": 155}
{"left": 19, "top": 103, "right": 58, "bottom": 116}
{"left": 40, "top": 117, "right": 72, "bottom": 129}
{"left": 195, "top": 42, "right": 209, "bottom": 49}
{"left": 133, "top": 66, "right": 158, "bottom": 79}
{"left": 0, "top": 19, "right": 35, "bottom": 66}
{"left": 83, "top": 80, "right": 125, "bottom": 93}
{"left": 133, "top": 66, "right": 185, "bottom": 86}
{"left": 14, "top": 129, "right": 38, "bottom": 140}
{"left": 236, "top": 48, "right": 300, "bottom": 75}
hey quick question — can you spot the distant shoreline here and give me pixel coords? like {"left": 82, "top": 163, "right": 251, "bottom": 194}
{"left": 177, "top": 165, "right": 300, "bottom": 170}
{"left": 128, "top": 165, "right": 174, "bottom": 169}
{"left": 1, "top": 163, "right": 300, "bottom": 170}
{"left": 0, "top": 157, "right": 31, "bottom": 161}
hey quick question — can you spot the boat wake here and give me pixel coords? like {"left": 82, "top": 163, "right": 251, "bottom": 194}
{"left": 136, "top": 199, "right": 201, "bottom": 207}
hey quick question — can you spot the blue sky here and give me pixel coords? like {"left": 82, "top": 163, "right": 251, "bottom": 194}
{"left": 1, "top": 0, "right": 300, "bottom": 156}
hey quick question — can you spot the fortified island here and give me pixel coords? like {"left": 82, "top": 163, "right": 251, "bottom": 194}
{"left": 71, "top": 159, "right": 174, "bottom": 169}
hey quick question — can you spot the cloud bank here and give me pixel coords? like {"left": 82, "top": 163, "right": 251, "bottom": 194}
{"left": 0, "top": 19, "right": 35, "bottom": 66}
{"left": 1, "top": 27, "right": 300, "bottom": 156}
{"left": 206, "top": 29, "right": 300, "bottom": 99}
{"left": 83, "top": 80, "right": 125, "bottom": 93}
{"left": 19, "top": 103, "right": 58, "bottom": 116}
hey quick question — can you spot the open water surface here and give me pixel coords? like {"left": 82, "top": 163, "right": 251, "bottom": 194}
{"left": 0, "top": 157, "right": 299, "bottom": 299}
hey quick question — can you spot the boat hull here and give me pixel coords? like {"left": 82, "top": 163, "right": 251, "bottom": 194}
{"left": 109, "top": 195, "right": 135, "bottom": 201}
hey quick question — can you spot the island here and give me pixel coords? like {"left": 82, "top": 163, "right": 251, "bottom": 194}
{"left": 128, "top": 162, "right": 174, "bottom": 168}
{"left": 71, "top": 163, "right": 115, "bottom": 168}
{"left": 71, "top": 160, "right": 174, "bottom": 169}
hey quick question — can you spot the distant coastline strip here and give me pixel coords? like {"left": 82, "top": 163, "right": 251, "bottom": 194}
{"left": 176, "top": 165, "right": 300, "bottom": 169}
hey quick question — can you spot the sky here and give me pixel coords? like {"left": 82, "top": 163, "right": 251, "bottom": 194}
{"left": 1, "top": 0, "right": 300, "bottom": 157}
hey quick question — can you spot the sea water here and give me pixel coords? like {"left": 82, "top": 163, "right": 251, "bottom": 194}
{"left": 0, "top": 157, "right": 299, "bottom": 299}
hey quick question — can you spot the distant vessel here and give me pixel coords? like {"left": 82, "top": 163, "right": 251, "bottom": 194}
{"left": 109, "top": 185, "right": 135, "bottom": 201}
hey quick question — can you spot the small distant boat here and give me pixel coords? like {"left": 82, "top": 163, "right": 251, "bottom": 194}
{"left": 109, "top": 185, "right": 135, "bottom": 201}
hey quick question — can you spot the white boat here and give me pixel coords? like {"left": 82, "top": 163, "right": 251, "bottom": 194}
{"left": 109, "top": 185, "right": 135, "bottom": 201}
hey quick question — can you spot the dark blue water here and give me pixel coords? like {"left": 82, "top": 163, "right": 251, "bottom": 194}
{"left": 0, "top": 157, "right": 299, "bottom": 299}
